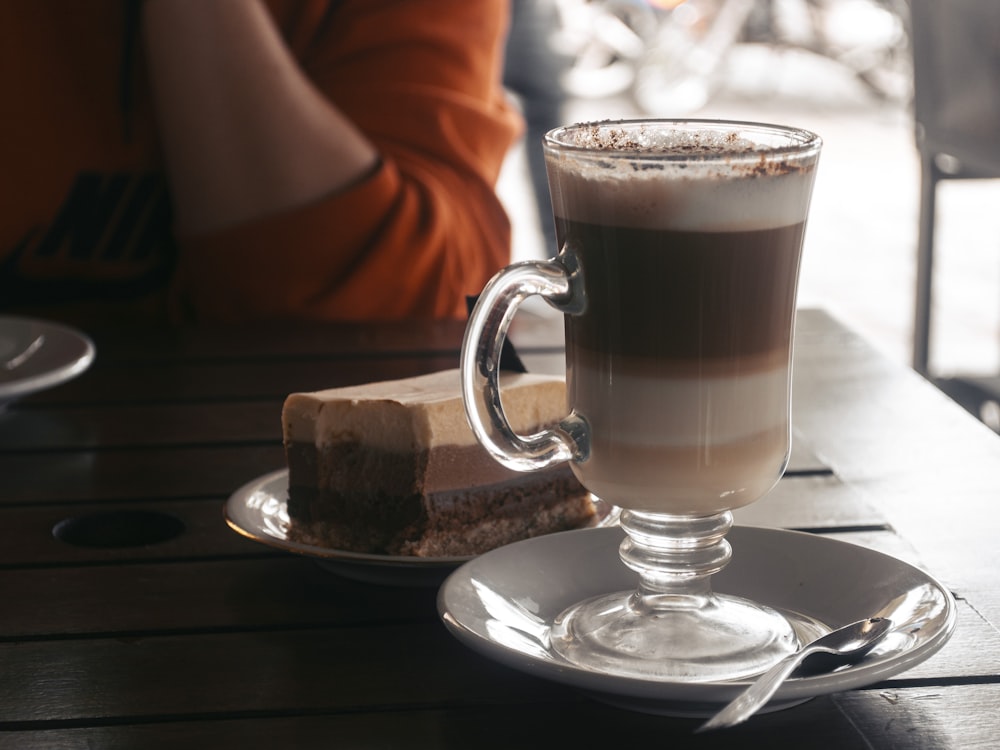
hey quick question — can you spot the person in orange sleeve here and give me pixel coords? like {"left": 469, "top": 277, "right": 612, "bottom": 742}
{"left": 0, "top": 0, "right": 521, "bottom": 325}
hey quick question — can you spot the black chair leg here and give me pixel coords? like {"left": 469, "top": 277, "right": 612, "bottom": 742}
{"left": 913, "top": 152, "right": 939, "bottom": 376}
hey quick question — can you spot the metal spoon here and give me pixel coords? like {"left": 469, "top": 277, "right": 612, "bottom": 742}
{"left": 697, "top": 616, "right": 893, "bottom": 732}
{"left": 2, "top": 334, "right": 44, "bottom": 372}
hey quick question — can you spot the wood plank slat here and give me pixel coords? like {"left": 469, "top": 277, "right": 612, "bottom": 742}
{"left": 0, "top": 694, "right": 891, "bottom": 750}
{"left": 0, "top": 446, "right": 286, "bottom": 505}
{"left": 0, "top": 402, "right": 283, "bottom": 451}
{"left": 79, "top": 319, "right": 467, "bottom": 362}
{"left": 0, "top": 622, "right": 567, "bottom": 726}
{"left": 832, "top": 684, "right": 1000, "bottom": 750}
{"left": 18, "top": 355, "right": 464, "bottom": 407}
{"left": 0, "top": 499, "right": 262, "bottom": 567}
{"left": 0, "top": 558, "right": 439, "bottom": 640}
{"left": 735, "top": 473, "right": 885, "bottom": 531}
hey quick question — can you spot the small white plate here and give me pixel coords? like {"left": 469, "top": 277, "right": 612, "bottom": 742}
{"left": 224, "top": 469, "right": 620, "bottom": 587}
{"left": 0, "top": 316, "right": 95, "bottom": 409}
{"left": 438, "top": 525, "right": 956, "bottom": 717}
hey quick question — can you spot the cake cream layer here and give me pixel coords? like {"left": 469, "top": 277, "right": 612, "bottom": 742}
{"left": 568, "top": 365, "right": 790, "bottom": 447}
{"left": 282, "top": 369, "right": 567, "bottom": 452}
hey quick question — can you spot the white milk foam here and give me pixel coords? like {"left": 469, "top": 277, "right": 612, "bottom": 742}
{"left": 573, "top": 438, "right": 787, "bottom": 513}
{"left": 547, "top": 127, "right": 818, "bottom": 232}
{"left": 571, "top": 366, "right": 790, "bottom": 512}
{"left": 570, "top": 367, "right": 789, "bottom": 447}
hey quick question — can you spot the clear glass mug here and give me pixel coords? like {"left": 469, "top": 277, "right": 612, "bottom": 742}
{"left": 461, "top": 119, "right": 821, "bottom": 682}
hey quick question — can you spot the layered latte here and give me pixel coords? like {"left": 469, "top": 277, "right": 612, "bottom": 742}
{"left": 547, "top": 126, "right": 817, "bottom": 513}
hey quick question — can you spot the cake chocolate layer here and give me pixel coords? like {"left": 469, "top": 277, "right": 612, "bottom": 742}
{"left": 287, "top": 466, "right": 594, "bottom": 557}
{"left": 285, "top": 439, "right": 549, "bottom": 497}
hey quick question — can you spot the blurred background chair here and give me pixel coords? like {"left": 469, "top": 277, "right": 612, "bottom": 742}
{"left": 504, "top": 0, "right": 570, "bottom": 258}
{"left": 910, "top": 0, "right": 1000, "bottom": 395}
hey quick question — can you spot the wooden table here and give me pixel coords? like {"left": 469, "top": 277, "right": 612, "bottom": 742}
{"left": 0, "top": 307, "right": 997, "bottom": 749}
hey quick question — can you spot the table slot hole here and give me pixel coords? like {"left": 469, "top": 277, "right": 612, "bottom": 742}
{"left": 53, "top": 510, "right": 186, "bottom": 548}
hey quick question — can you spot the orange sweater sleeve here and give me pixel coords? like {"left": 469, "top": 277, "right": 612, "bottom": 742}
{"left": 171, "top": 0, "right": 521, "bottom": 323}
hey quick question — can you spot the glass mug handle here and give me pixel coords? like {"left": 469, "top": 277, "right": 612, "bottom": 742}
{"left": 460, "top": 253, "right": 589, "bottom": 472}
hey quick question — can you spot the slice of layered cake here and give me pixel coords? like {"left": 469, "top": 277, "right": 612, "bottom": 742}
{"left": 282, "top": 369, "right": 596, "bottom": 557}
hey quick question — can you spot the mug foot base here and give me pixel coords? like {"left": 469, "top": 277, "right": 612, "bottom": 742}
{"left": 550, "top": 590, "right": 799, "bottom": 682}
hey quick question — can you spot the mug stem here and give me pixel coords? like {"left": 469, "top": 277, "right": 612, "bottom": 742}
{"left": 619, "top": 509, "right": 734, "bottom": 612}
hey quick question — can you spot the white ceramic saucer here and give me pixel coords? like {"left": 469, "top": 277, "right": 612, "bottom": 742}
{"left": 438, "top": 525, "right": 956, "bottom": 717}
{"left": 0, "top": 316, "right": 95, "bottom": 410}
{"left": 225, "top": 469, "right": 620, "bottom": 587}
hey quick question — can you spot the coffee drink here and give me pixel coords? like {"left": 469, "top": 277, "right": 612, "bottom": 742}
{"left": 546, "top": 124, "right": 818, "bottom": 513}
{"left": 460, "top": 120, "right": 822, "bottom": 684}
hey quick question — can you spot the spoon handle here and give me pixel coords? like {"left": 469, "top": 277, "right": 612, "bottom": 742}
{"left": 2, "top": 335, "right": 44, "bottom": 371}
{"left": 696, "top": 646, "right": 818, "bottom": 732}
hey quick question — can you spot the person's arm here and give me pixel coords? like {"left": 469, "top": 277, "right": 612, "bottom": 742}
{"left": 141, "top": 0, "right": 378, "bottom": 234}
{"left": 162, "top": 0, "right": 520, "bottom": 323}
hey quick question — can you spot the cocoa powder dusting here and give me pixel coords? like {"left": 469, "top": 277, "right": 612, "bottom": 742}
{"left": 567, "top": 122, "right": 809, "bottom": 176}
